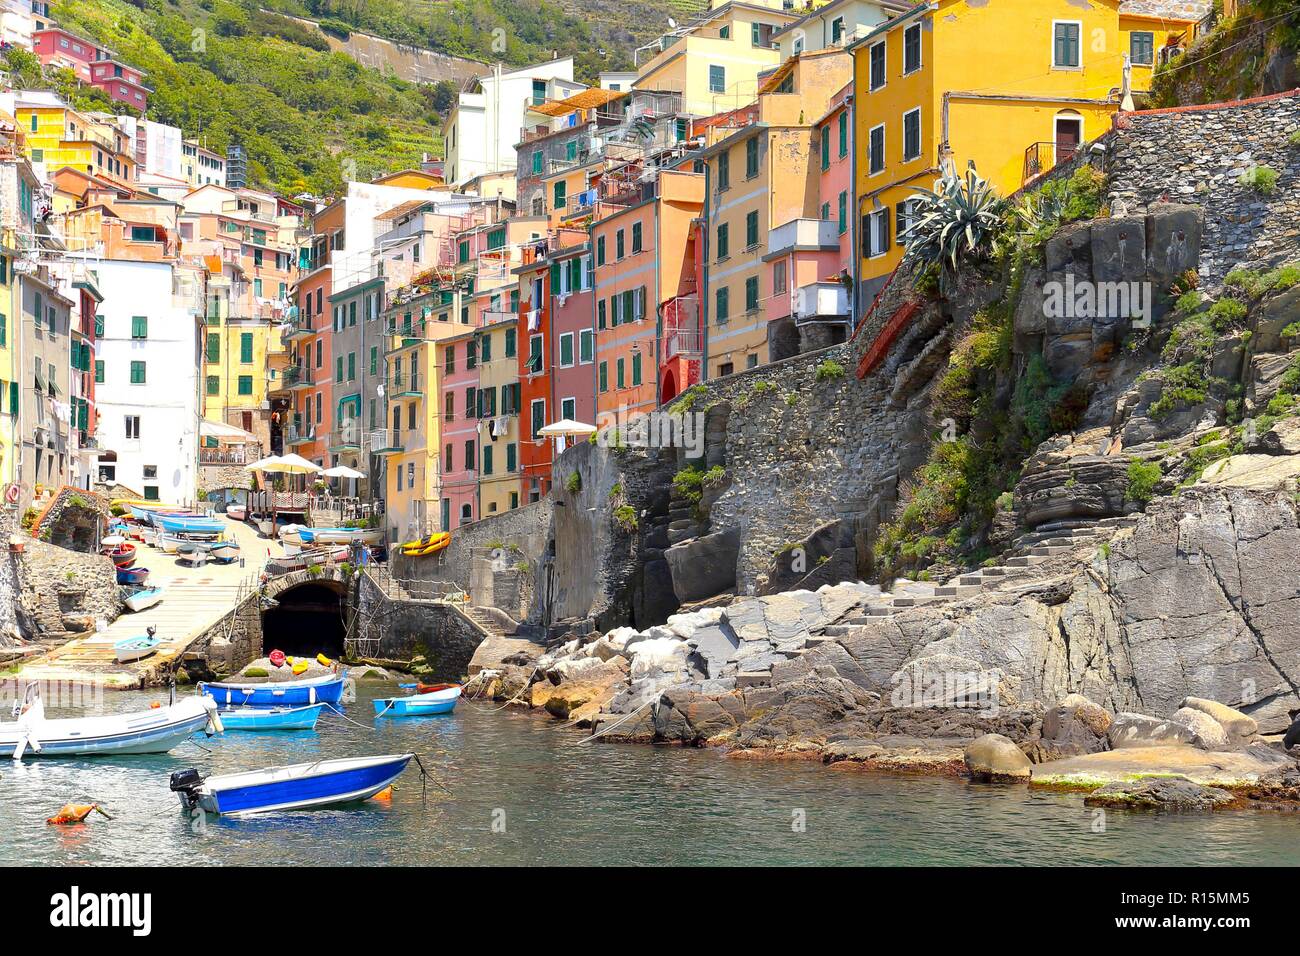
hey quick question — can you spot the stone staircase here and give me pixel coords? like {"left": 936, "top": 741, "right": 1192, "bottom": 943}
{"left": 808, "top": 515, "right": 1141, "bottom": 646}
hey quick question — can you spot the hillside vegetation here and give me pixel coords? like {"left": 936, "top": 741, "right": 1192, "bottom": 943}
{"left": 1150, "top": 0, "right": 1300, "bottom": 106}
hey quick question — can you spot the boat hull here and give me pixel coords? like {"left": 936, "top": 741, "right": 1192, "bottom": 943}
{"left": 218, "top": 703, "right": 324, "bottom": 731}
{"left": 123, "top": 589, "right": 163, "bottom": 613}
{"left": 0, "top": 698, "right": 220, "bottom": 759}
{"left": 374, "top": 686, "right": 460, "bottom": 717}
{"left": 190, "top": 754, "right": 413, "bottom": 817}
{"left": 198, "top": 673, "right": 346, "bottom": 708}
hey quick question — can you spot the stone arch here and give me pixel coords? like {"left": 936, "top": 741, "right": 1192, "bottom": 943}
{"left": 260, "top": 570, "right": 350, "bottom": 659}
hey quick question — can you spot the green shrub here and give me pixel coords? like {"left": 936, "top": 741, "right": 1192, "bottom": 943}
{"left": 1174, "top": 289, "right": 1204, "bottom": 314}
{"left": 1124, "top": 459, "right": 1162, "bottom": 503}
{"left": 607, "top": 482, "right": 622, "bottom": 500}
{"left": 702, "top": 465, "right": 726, "bottom": 487}
{"left": 669, "top": 384, "right": 711, "bottom": 415}
{"left": 565, "top": 472, "right": 582, "bottom": 494}
{"left": 1238, "top": 165, "right": 1280, "bottom": 195}
{"left": 613, "top": 505, "right": 638, "bottom": 533}
{"left": 1290, "top": 129, "right": 1300, "bottom": 147}
{"left": 814, "top": 358, "right": 846, "bottom": 382}
{"left": 1207, "top": 298, "right": 1247, "bottom": 331}
{"left": 1149, "top": 363, "right": 1209, "bottom": 419}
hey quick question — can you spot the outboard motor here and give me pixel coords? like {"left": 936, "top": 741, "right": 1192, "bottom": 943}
{"left": 169, "top": 768, "right": 204, "bottom": 810}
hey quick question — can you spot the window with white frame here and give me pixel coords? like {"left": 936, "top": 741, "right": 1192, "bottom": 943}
{"left": 903, "top": 22, "right": 922, "bottom": 74}
{"left": 865, "top": 208, "right": 890, "bottom": 258}
{"left": 1053, "top": 21, "right": 1081, "bottom": 68}
{"left": 869, "top": 40, "right": 886, "bottom": 90}
{"left": 902, "top": 108, "right": 921, "bottom": 162}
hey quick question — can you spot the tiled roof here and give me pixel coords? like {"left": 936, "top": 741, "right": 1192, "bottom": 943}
{"left": 1118, "top": 0, "right": 1210, "bottom": 21}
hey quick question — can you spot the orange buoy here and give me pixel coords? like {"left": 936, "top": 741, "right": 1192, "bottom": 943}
{"left": 371, "top": 787, "right": 393, "bottom": 802}
{"left": 150, "top": 701, "right": 162, "bottom": 709}
{"left": 269, "top": 649, "right": 286, "bottom": 668}
{"left": 47, "top": 804, "right": 112, "bottom": 825}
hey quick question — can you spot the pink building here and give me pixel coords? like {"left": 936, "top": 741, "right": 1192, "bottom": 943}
{"left": 33, "top": 28, "right": 149, "bottom": 112}
{"left": 762, "top": 82, "right": 853, "bottom": 354}
{"left": 548, "top": 240, "right": 597, "bottom": 438}
{"left": 437, "top": 330, "right": 480, "bottom": 530}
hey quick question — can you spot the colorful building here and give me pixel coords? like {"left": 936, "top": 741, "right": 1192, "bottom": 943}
{"left": 436, "top": 329, "right": 479, "bottom": 530}
{"left": 1120, "top": 2, "right": 1207, "bottom": 94}
{"left": 31, "top": 26, "right": 150, "bottom": 112}
{"left": 474, "top": 309, "right": 521, "bottom": 518}
{"left": 698, "top": 47, "right": 850, "bottom": 376}
{"left": 850, "top": 0, "right": 1147, "bottom": 301}
{"left": 632, "top": 2, "right": 799, "bottom": 116}
{"left": 16, "top": 93, "right": 137, "bottom": 189}
{"left": 772, "top": 0, "right": 902, "bottom": 59}
{"left": 548, "top": 239, "right": 598, "bottom": 443}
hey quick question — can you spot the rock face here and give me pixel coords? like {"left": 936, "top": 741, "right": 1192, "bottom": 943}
{"left": 1179, "top": 697, "right": 1258, "bottom": 742}
{"left": 964, "top": 734, "right": 1033, "bottom": 782}
{"left": 1084, "top": 776, "right": 1236, "bottom": 812}
{"left": 664, "top": 527, "right": 740, "bottom": 603}
{"left": 1172, "top": 707, "right": 1230, "bottom": 751}
{"left": 1108, "top": 712, "right": 1197, "bottom": 749}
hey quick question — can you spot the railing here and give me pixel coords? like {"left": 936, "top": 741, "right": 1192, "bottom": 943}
{"left": 368, "top": 428, "right": 408, "bottom": 453}
{"left": 662, "top": 328, "right": 703, "bottom": 360}
{"left": 478, "top": 309, "right": 516, "bottom": 327}
{"left": 282, "top": 364, "right": 315, "bottom": 388}
{"left": 328, "top": 427, "right": 362, "bottom": 450}
{"left": 200, "top": 445, "right": 258, "bottom": 465}
{"left": 284, "top": 423, "right": 316, "bottom": 445}
{"left": 1023, "top": 141, "right": 1077, "bottom": 184}
{"left": 387, "top": 374, "right": 421, "bottom": 395}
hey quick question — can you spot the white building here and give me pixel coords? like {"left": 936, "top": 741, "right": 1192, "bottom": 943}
{"left": 0, "top": 0, "right": 36, "bottom": 51}
{"left": 143, "top": 120, "right": 184, "bottom": 181}
{"left": 182, "top": 139, "right": 226, "bottom": 188}
{"left": 330, "top": 180, "right": 454, "bottom": 294}
{"left": 443, "top": 57, "right": 582, "bottom": 187}
{"left": 772, "top": 0, "right": 903, "bottom": 59}
{"left": 83, "top": 258, "right": 202, "bottom": 504}
{"left": 598, "top": 71, "right": 638, "bottom": 92}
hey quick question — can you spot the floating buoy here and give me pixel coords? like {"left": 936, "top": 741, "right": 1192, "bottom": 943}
{"left": 269, "top": 649, "right": 286, "bottom": 668}
{"left": 149, "top": 702, "right": 162, "bottom": 710}
{"left": 47, "top": 804, "right": 113, "bottom": 825}
{"left": 371, "top": 787, "right": 393, "bottom": 802}
{"left": 317, "top": 653, "right": 333, "bottom": 668}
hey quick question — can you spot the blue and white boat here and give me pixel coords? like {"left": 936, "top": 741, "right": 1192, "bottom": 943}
{"left": 123, "top": 586, "right": 164, "bottom": 613}
{"left": 198, "top": 670, "right": 347, "bottom": 708}
{"left": 0, "top": 688, "right": 222, "bottom": 760}
{"left": 170, "top": 753, "right": 414, "bottom": 817}
{"left": 114, "top": 631, "right": 162, "bottom": 662}
{"left": 373, "top": 685, "right": 461, "bottom": 717}
{"left": 156, "top": 513, "right": 224, "bottom": 536}
{"left": 218, "top": 703, "right": 325, "bottom": 731}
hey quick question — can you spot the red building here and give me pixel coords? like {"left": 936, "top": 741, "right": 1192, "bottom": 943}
{"left": 33, "top": 28, "right": 149, "bottom": 112}
{"left": 515, "top": 254, "right": 554, "bottom": 504}
{"left": 659, "top": 216, "right": 704, "bottom": 404}
{"left": 70, "top": 271, "right": 103, "bottom": 488}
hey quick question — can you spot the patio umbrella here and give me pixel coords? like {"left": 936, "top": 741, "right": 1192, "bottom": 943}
{"left": 246, "top": 455, "right": 284, "bottom": 471}
{"left": 537, "top": 418, "right": 597, "bottom": 437}
{"left": 321, "top": 465, "right": 366, "bottom": 479}
{"left": 261, "top": 453, "right": 321, "bottom": 474}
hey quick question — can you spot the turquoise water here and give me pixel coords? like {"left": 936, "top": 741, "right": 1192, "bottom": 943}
{"left": 2, "top": 685, "right": 1298, "bottom": 866}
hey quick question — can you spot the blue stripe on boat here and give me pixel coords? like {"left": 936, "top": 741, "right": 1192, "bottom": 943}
{"left": 210, "top": 756, "right": 411, "bottom": 815}
{"left": 198, "top": 675, "right": 346, "bottom": 708}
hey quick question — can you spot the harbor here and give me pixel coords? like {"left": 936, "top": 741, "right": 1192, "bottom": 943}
{"left": 4, "top": 684, "right": 1300, "bottom": 867}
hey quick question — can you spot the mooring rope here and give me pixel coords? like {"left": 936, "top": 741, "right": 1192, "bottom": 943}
{"left": 574, "top": 695, "right": 657, "bottom": 745}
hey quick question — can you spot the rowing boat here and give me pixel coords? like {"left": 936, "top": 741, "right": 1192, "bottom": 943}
{"left": 197, "top": 670, "right": 348, "bottom": 707}
{"left": 217, "top": 703, "right": 325, "bottom": 731}
{"left": 373, "top": 685, "right": 461, "bottom": 717}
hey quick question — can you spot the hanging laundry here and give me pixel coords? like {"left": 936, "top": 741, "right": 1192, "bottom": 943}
{"left": 527, "top": 309, "right": 540, "bottom": 331}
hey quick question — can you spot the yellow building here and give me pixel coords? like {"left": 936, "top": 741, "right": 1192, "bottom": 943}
{"left": 699, "top": 48, "right": 851, "bottom": 376}
{"left": 379, "top": 290, "right": 471, "bottom": 543}
{"left": 16, "top": 98, "right": 136, "bottom": 188}
{"left": 1119, "top": 4, "right": 1204, "bottom": 94}
{"left": 0, "top": 229, "right": 15, "bottom": 490}
{"left": 475, "top": 314, "right": 522, "bottom": 518}
{"left": 634, "top": 2, "right": 799, "bottom": 116}
{"left": 851, "top": 0, "right": 1148, "bottom": 296}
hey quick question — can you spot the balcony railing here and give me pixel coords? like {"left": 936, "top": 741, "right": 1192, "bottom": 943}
{"left": 387, "top": 374, "right": 422, "bottom": 396}
{"left": 282, "top": 364, "right": 315, "bottom": 389}
{"left": 662, "top": 328, "right": 703, "bottom": 361}
{"left": 284, "top": 423, "right": 316, "bottom": 445}
{"left": 328, "top": 426, "right": 363, "bottom": 451}
{"left": 200, "top": 444, "right": 260, "bottom": 465}
{"left": 767, "top": 218, "right": 839, "bottom": 257}
{"left": 369, "top": 428, "right": 406, "bottom": 454}
{"left": 1023, "top": 141, "right": 1078, "bottom": 184}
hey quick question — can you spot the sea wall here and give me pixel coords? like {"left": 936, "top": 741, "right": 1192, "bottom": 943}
{"left": 354, "top": 573, "right": 484, "bottom": 680}
{"left": 182, "top": 593, "right": 262, "bottom": 681}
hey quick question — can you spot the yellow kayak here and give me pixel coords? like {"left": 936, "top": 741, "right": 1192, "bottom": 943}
{"left": 400, "top": 531, "right": 451, "bottom": 557}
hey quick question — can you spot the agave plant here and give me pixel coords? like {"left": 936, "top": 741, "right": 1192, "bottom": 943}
{"left": 901, "top": 164, "right": 1007, "bottom": 281}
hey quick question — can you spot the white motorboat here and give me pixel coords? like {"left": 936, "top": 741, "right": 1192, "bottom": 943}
{"left": 0, "top": 687, "right": 223, "bottom": 760}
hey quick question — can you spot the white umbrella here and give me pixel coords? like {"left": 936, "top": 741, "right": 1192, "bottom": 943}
{"left": 246, "top": 455, "right": 284, "bottom": 471}
{"left": 260, "top": 453, "right": 321, "bottom": 474}
{"left": 322, "top": 465, "right": 366, "bottom": 479}
{"left": 537, "top": 418, "right": 597, "bottom": 437}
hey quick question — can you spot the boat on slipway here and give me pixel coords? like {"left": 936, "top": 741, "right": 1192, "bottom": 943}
{"left": 0, "top": 688, "right": 222, "bottom": 760}
{"left": 170, "top": 753, "right": 414, "bottom": 817}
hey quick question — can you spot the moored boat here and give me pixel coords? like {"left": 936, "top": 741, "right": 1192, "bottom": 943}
{"left": 265, "top": 545, "right": 348, "bottom": 576}
{"left": 226, "top": 504, "right": 246, "bottom": 521}
{"left": 107, "top": 543, "right": 137, "bottom": 568}
{"left": 170, "top": 753, "right": 414, "bottom": 817}
{"left": 373, "top": 685, "right": 461, "bottom": 717}
{"left": 122, "top": 587, "right": 164, "bottom": 613}
{"left": 217, "top": 703, "right": 324, "bottom": 731}
{"left": 0, "top": 688, "right": 222, "bottom": 760}
{"left": 197, "top": 670, "right": 348, "bottom": 708}
{"left": 114, "top": 631, "right": 162, "bottom": 662}
{"left": 157, "top": 513, "right": 224, "bottom": 535}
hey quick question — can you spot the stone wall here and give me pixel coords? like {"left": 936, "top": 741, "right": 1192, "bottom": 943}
{"left": 198, "top": 463, "right": 252, "bottom": 498}
{"left": 391, "top": 498, "right": 552, "bottom": 617}
{"left": 14, "top": 537, "right": 121, "bottom": 641}
{"left": 355, "top": 573, "right": 485, "bottom": 680}
{"left": 1108, "top": 91, "right": 1300, "bottom": 280}
{"left": 181, "top": 593, "right": 262, "bottom": 681}
{"left": 0, "top": 508, "right": 21, "bottom": 648}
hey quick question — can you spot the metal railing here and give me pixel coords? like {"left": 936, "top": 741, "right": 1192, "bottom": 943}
{"left": 282, "top": 364, "right": 315, "bottom": 388}
{"left": 1023, "top": 141, "right": 1077, "bottom": 184}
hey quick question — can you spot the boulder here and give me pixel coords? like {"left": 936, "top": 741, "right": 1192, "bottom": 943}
{"left": 1107, "top": 712, "right": 1197, "bottom": 749}
{"left": 1178, "top": 696, "right": 1258, "bottom": 741}
{"left": 1083, "top": 776, "right": 1235, "bottom": 811}
{"left": 663, "top": 527, "right": 740, "bottom": 603}
{"left": 964, "top": 733, "right": 1033, "bottom": 782}
{"left": 1172, "top": 707, "right": 1230, "bottom": 751}
{"left": 628, "top": 637, "right": 690, "bottom": 682}
{"left": 1198, "top": 453, "right": 1300, "bottom": 490}
{"left": 1145, "top": 204, "right": 1202, "bottom": 281}
{"left": 1059, "top": 693, "right": 1113, "bottom": 736}
{"left": 1256, "top": 418, "right": 1300, "bottom": 456}
{"left": 1037, "top": 695, "right": 1112, "bottom": 758}
{"left": 1090, "top": 215, "right": 1147, "bottom": 282}
{"left": 544, "top": 680, "right": 620, "bottom": 720}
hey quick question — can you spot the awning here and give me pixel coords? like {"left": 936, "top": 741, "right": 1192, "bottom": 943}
{"left": 537, "top": 418, "right": 597, "bottom": 437}
{"left": 200, "top": 420, "right": 258, "bottom": 444}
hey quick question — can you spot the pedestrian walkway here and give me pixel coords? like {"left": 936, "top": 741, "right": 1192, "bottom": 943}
{"left": 13, "top": 517, "right": 285, "bottom": 689}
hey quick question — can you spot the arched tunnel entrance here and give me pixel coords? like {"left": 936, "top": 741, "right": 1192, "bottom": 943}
{"left": 260, "top": 581, "right": 347, "bottom": 659}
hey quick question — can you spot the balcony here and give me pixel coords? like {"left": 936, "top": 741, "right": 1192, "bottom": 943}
{"left": 282, "top": 365, "right": 315, "bottom": 390}
{"left": 766, "top": 218, "right": 840, "bottom": 259}
{"left": 285, "top": 423, "right": 316, "bottom": 446}
{"left": 793, "top": 282, "right": 850, "bottom": 321}
{"left": 369, "top": 428, "right": 406, "bottom": 455}
{"left": 478, "top": 309, "right": 516, "bottom": 328}
{"left": 1023, "top": 141, "right": 1078, "bottom": 185}
{"left": 200, "top": 443, "right": 260, "bottom": 465}
{"left": 328, "top": 427, "right": 362, "bottom": 453}
{"left": 387, "top": 374, "right": 423, "bottom": 399}
{"left": 281, "top": 312, "right": 315, "bottom": 342}
{"left": 661, "top": 293, "right": 701, "bottom": 361}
